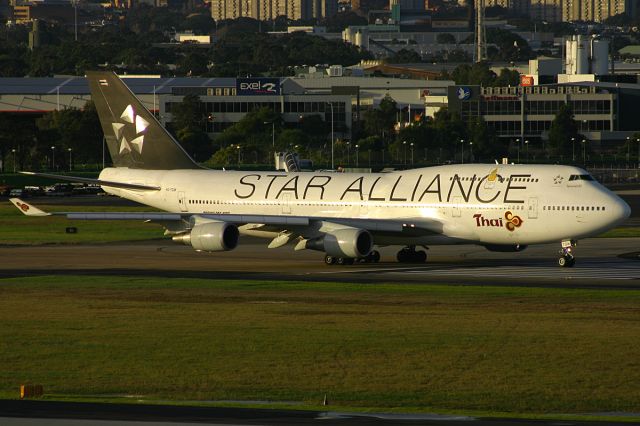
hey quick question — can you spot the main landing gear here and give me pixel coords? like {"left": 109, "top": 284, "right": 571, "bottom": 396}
{"left": 396, "top": 246, "right": 427, "bottom": 263}
{"left": 558, "top": 240, "right": 577, "bottom": 268}
{"left": 324, "top": 250, "right": 381, "bottom": 266}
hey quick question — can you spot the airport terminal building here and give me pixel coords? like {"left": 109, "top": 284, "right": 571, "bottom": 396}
{"left": 1, "top": 74, "right": 639, "bottom": 148}
{"left": 445, "top": 83, "right": 640, "bottom": 147}
{"left": 0, "top": 74, "right": 448, "bottom": 142}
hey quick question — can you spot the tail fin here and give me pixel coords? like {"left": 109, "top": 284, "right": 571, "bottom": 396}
{"left": 86, "top": 71, "right": 201, "bottom": 170}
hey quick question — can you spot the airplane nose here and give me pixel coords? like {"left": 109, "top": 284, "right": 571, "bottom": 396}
{"left": 621, "top": 198, "right": 631, "bottom": 221}
{"left": 612, "top": 195, "right": 631, "bottom": 224}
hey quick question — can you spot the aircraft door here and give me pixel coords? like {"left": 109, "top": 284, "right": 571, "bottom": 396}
{"left": 281, "top": 194, "right": 291, "bottom": 214}
{"left": 452, "top": 196, "right": 462, "bottom": 217}
{"left": 528, "top": 197, "right": 538, "bottom": 219}
{"left": 178, "top": 191, "right": 187, "bottom": 212}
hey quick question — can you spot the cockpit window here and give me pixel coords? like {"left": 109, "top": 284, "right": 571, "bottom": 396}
{"left": 568, "top": 174, "right": 594, "bottom": 181}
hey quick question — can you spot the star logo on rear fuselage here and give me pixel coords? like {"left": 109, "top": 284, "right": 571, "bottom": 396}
{"left": 553, "top": 175, "right": 564, "bottom": 185}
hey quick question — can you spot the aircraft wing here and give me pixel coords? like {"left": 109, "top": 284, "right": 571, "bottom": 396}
{"left": 19, "top": 171, "right": 160, "bottom": 191}
{"left": 9, "top": 198, "right": 440, "bottom": 243}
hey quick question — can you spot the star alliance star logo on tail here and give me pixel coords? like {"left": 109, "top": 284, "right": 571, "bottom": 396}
{"left": 112, "top": 104, "right": 150, "bottom": 156}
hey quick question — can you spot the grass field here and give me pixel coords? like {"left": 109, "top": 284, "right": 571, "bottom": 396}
{"left": 0, "top": 201, "right": 163, "bottom": 244}
{"left": 1, "top": 276, "right": 639, "bottom": 419}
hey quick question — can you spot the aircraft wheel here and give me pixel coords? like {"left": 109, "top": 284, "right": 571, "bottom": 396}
{"left": 558, "top": 256, "right": 575, "bottom": 268}
{"left": 324, "top": 255, "right": 336, "bottom": 265}
{"left": 370, "top": 250, "right": 381, "bottom": 263}
{"left": 336, "top": 257, "right": 352, "bottom": 265}
{"left": 397, "top": 248, "right": 410, "bottom": 263}
{"left": 416, "top": 250, "right": 427, "bottom": 263}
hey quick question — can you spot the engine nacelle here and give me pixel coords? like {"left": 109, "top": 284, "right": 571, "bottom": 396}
{"left": 306, "top": 228, "right": 373, "bottom": 258}
{"left": 173, "top": 221, "right": 239, "bottom": 252}
{"left": 483, "top": 244, "right": 527, "bottom": 252}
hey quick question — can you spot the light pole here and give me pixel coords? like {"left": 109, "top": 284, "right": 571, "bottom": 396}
{"left": 11, "top": 149, "right": 16, "bottom": 173}
{"left": 627, "top": 136, "right": 631, "bottom": 162}
{"left": 582, "top": 139, "right": 586, "bottom": 164}
{"left": 469, "top": 141, "right": 473, "bottom": 163}
{"left": 51, "top": 146, "right": 55, "bottom": 171}
{"left": 525, "top": 139, "right": 529, "bottom": 162}
{"left": 326, "top": 102, "right": 334, "bottom": 170}
{"left": 515, "top": 138, "right": 520, "bottom": 163}
{"left": 571, "top": 137, "right": 575, "bottom": 162}
{"left": 72, "top": 0, "right": 78, "bottom": 42}
{"left": 410, "top": 142, "right": 414, "bottom": 165}
{"left": 403, "top": 140, "right": 407, "bottom": 164}
{"left": 264, "top": 121, "right": 275, "bottom": 148}
{"left": 347, "top": 141, "right": 351, "bottom": 165}
{"left": 68, "top": 148, "right": 72, "bottom": 171}
{"left": 637, "top": 138, "right": 640, "bottom": 168}
{"left": 355, "top": 144, "right": 359, "bottom": 167}
{"left": 236, "top": 145, "right": 241, "bottom": 165}
{"left": 460, "top": 139, "right": 464, "bottom": 164}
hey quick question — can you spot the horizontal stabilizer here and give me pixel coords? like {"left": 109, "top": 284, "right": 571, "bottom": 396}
{"left": 9, "top": 198, "right": 50, "bottom": 217}
{"left": 19, "top": 171, "right": 160, "bottom": 191}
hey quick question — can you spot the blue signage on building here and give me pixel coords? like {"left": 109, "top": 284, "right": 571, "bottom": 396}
{"left": 236, "top": 78, "right": 281, "bottom": 96}
{"left": 457, "top": 86, "right": 472, "bottom": 101}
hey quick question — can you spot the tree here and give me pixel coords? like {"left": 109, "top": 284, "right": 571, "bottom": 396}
{"left": 362, "top": 96, "right": 397, "bottom": 143}
{"left": 182, "top": 13, "right": 216, "bottom": 34}
{"left": 33, "top": 102, "right": 102, "bottom": 168}
{"left": 277, "top": 129, "right": 309, "bottom": 150}
{"left": 321, "top": 11, "right": 368, "bottom": 32}
{"left": 387, "top": 49, "right": 422, "bottom": 63}
{"left": 486, "top": 28, "right": 532, "bottom": 62}
{"left": 171, "top": 94, "right": 206, "bottom": 131}
{"left": 494, "top": 68, "right": 520, "bottom": 86}
{"left": 547, "top": 104, "right": 581, "bottom": 159}
{"left": 209, "top": 107, "right": 281, "bottom": 165}
{"left": 451, "top": 62, "right": 497, "bottom": 86}
{"left": 467, "top": 116, "right": 506, "bottom": 161}
{"left": 436, "top": 33, "right": 456, "bottom": 44}
{"left": 169, "top": 94, "right": 214, "bottom": 162}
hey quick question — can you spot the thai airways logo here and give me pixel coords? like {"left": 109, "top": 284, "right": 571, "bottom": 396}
{"left": 112, "top": 104, "right": 150, "bottom": 155}
{"left": 474, "top": 211, "right": 523, "bottom": 232}
{"left": 504, "top": 211, "right": 523, "bottom": 231}
{"left": 457, "top": 87, "right": 471, "bottom": 101}
{"left": 16, "top": 201, "right": 29, "bottom": 212}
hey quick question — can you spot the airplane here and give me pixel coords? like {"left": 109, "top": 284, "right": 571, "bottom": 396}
{"left": 10, "top": 71, "right": 631, "bottom": 268}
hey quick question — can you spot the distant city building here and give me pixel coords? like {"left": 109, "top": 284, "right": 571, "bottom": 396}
{"left": 563, "top": 0, "right": 628, "bottom": 22}
{"left": 389, "top": 0, "right": 425, "bottom": 12}
{"left": 484, "top": 0, "right": 630, "bottom": 23}
{"left": 210, "top": 0, "right": 337, "bottom": 22}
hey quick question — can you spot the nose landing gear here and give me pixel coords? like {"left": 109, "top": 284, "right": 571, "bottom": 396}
{"left": 558, "top": 240, "right": 577, "bottom": 267}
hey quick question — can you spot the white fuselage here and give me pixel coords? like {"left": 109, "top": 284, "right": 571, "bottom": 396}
{"left": 99, "top": 164, "right": 630, "bottom": 247}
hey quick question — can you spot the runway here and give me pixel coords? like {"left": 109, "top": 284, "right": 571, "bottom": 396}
{"left": 0, "top": 237, "right": 638, "bottom": 288}
{"left": 1, "top": 400, "right": 640, "bottom": 426}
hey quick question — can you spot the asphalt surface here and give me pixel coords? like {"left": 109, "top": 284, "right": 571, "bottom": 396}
{"left": 1, "top": 400, "right": 640, "bottom": 426}
{"left": 0, "top": 237, "right": 638, "bottom": 289}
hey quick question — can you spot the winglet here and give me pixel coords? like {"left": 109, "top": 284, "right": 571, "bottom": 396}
{"left": 9, "top": 198, "right": 51, "bottom": 217}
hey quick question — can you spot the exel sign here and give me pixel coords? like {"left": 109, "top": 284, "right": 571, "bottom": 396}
{"left": 236, "top": 78, "right": 281, "bottom": 96}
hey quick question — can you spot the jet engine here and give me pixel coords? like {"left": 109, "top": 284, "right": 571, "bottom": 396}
{"left": 305, "top": 228, "right": 373, "bottom": 258}
{"left": 173, "top": 221, "right": 239, "bottom": 252}
{"left": 483, "top": 244, "right": 527, "bottom": 252}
